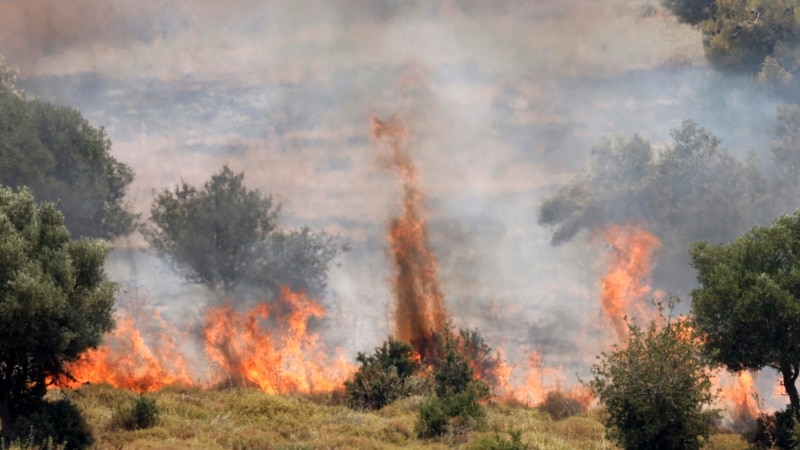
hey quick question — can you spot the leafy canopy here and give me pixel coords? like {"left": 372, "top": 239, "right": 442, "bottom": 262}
{"left": 145, "top": 165, "right": 341, "bottom": 298}
{"left": 0, "top": 187, "right": 116, "bottom": 443}
{"left": 0, "top": 57, "right": 135, "bottom": 239}
{"left": 587, "top": 299, "right": 718, "bottom": 450}
{"left": 690, "top": 210, "right": 800, "bottom": 412}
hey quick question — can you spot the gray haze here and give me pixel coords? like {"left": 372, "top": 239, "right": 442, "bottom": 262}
{"left": 2, "top": 0, "right": 789, "bottom": 405}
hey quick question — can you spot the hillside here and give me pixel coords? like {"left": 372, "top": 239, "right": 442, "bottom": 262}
{"left": 29, "top": 384, "right": 748, "bottom": 450}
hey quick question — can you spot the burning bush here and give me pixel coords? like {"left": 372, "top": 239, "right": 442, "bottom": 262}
{"left": 344, "top": 338, "right": 420, "bottom": 410}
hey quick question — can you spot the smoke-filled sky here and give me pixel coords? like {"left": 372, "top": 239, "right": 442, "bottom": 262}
{"left": 1, "top": 0, "right": 787, "bottom": 389}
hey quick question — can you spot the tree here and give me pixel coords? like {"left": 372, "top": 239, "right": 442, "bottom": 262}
{"left": 0, "top": 187, "right": 116, "bottom": 443}
{"left": 145, "top": 165, "right": 342, "bottom": 298}
{"left": 0, "top": 57, "right": 136, "bottom": 239}
{"left": 690, "top": 211, "right": 800, "bottom": 414}
{"left": 587, "top": 300, "right": 718, "bottom": 450}
{"left": 661, "top": 0, "right": 716, "bottom": 25}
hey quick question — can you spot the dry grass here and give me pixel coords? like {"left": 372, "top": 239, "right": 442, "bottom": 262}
{"left": 38, "top": 384, "right": 750, "bottom": 449}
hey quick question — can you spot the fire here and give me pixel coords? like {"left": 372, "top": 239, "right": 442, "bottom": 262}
{"left": 203, "top": 287, "right": 354, "bottom": 394}
{"left": 62, "top": 311, "right": 193, "bottom": 392}
{"left": 373, "top": 115, "right": 446, "bottom": 360}
{"left": 61, "top": 287, "right": 354, "bottom": 394}
{"left": 718, "top": 371, "right": 760, "bottom": 428}
{"left": 597, "top": 223, "right": 661, "bottom": 342}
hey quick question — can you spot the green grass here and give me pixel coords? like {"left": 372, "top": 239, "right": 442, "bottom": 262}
{"left": 38, "top": 384, "right": 749, "bottom": 449}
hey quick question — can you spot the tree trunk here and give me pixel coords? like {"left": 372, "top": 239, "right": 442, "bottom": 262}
{"left": 781, "top": 365, "right": 799, "bottom": 413}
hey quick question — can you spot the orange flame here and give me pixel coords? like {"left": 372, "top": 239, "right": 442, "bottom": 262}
{"left": 61, "top": 287, "right": 354, "bottom": 394}
{"left": 598, "top": 223, "right": 661, "bottom": 342}
{"left": 61, "top": 311, "right": 193, "bottom": 392}
{"left": 203, "top": 287, "right": 354, "bottom": 394}
{"left": 718, "top": 371, "right": 760, "bottom": 427}
{"left": 373, "top": 115, "right": 446, "bottom": 360}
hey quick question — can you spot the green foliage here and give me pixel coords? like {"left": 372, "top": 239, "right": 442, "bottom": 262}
{"left": 538, "top": 121, "right": 770, "bottom": 249}
{"left": 416, "top": 323, "right": 492, "bottom": 439}
{"left": 345, "top": 338, "right": 419, "bottom": 410}
{"left": 586, "top": 299, "right": 718, "bottom": 450}
{"left": 690, "top": 211, "right": 800, "bottom": 412}
{"left": 469, "top": 429, "right": 529, "bottom": 450}
{"left": 749, "top": 406, "right": 798, "bottom": 449}
{"left": 537, "top": 390, "right": 587, "bottom": 421}
{"left": 10, "top": 399, "right": 92, "bottom": 450}
{"left": 0, "top": 187, "right": 115, "bottom": 442}
{"left": 416, "top": 390, "right": 487, "bottom": 439}
{"left": 109, "top": 395, "right": 160, "bottom": 431}
{"left": 660, "top": 0, "right": 716, "bottom": 25}
{"left": 0, "top": 62, "right": 135, "bottom": 238}
{"left": 145, "top": 165, "right": 341, "bottom": 298}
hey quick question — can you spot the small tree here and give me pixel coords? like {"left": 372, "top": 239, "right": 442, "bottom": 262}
{"left": 587, "top": 299, "right": 718, "bottom": 450}
{"left": 146, "top": 165, "right": 341, "bottom": 298}
{"left": 0, "top": 187, "right": 116, "bottom": 443}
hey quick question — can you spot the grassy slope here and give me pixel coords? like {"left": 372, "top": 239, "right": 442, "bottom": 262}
{"left": 48, "top": 384, "right": 748, "bottom": 450}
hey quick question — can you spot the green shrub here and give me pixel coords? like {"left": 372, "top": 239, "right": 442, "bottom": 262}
{"left": 537, "top": 390, "right": 587, "bottom": 421}
{"left": 109, "top": 394, "right": 160, "bottom": 431}
{"left": 10, "top": 398, "right": 93, "bottom": 450}
{"left": 469, "top": 429, "right": 529, "bottom": 450}
{"left": 416, "top": 322, "right": 491, "bottom": 438}
{"left": 345, "top": 338, "right": 419, "bottom": 409}
{"left": 749, "top": 406, "right": 797, "bottom": 449}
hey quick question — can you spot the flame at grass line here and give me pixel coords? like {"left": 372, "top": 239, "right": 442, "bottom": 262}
{"left": 597, "top": 223, "right": 662, "bottom": 342}
{"left": 372, "top": 115, "right": 446, "bottom": 360}
{"left": 60, "top": 287, "right": 355, "bottom": 394}
{"left": 203, "top": 287, "right": 354, "bottom": 394}
{"left": 61, "top": 310, "right": 194, "bottom": 392}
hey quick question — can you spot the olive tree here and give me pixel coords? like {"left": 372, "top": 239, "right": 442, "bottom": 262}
{"left": 0, "top": 187, "right": 116, "bottom": 443}
{"left": 690, "top": 211, "right": 800, "bottom": 413}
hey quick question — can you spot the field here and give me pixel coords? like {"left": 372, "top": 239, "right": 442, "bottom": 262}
{"left": 30, "top": 384, "right": 751, "bottom": 450}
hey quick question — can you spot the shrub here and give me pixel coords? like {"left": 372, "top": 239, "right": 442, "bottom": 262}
{"left": 345, "top": 338, "right": 419, "bottom": 409}
{"left": 749, "top": 406, "right": 797, "bottom": 449}
{"left": 10, "top": 399, "right": 93, "bottom": 450}
{"left": 109, "top": 394, "right": 160, "bottom": 431}
{"left": 537, "top": 390, "right": 587, "bottom": 421}
{"left": 416, "top": 322, "right": 491, "bottom": 438}
{"left": 586, "top": 299, "right": 718, "bottom": 450}
{"left": 469, "top": 429, "right": 529, "bottom": 450}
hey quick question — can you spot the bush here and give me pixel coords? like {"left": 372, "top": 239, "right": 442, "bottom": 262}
{"left": 416, "top": 388, "right": 487, "bottom": 438}
{"left": 109, "top": 394, "right": 160, "bottom": 431}
{"left": 416, "top": 323, "right": 491, "bottom": 438}
{"left": 10, "top": 399, "right": 93, "bottom": 450}
{"left": 586, "top": 299, "right": 718, "bottom": 450}
{"left": 345, "top": 338, "right": 419, "bottom": 409}
{"left": 469, "top": 429, "right": 529, "bottom": 450}
{"left": 537, "top": 390, "right": 587, "bottom": 421}
{"left": 748, "top": 406, "right": 797, "bottom": 449}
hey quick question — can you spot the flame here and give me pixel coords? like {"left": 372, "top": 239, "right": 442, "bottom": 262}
{"left": 598, "top": 223, "right": 661, "bottom": 342}
{"left": 718, "top": 371, "right": 760, "bottom": 427}
{"left": 373, "top": 115, "right": 446, "bottom": 359}
{"left": 203, "top": 287, "right": 354, "bottom": 394}
{"left": 62, "top": 311, "right": 193, "bottom": 392}
{"left": 60, "top": 287, "right": 354, "bottom": 394}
